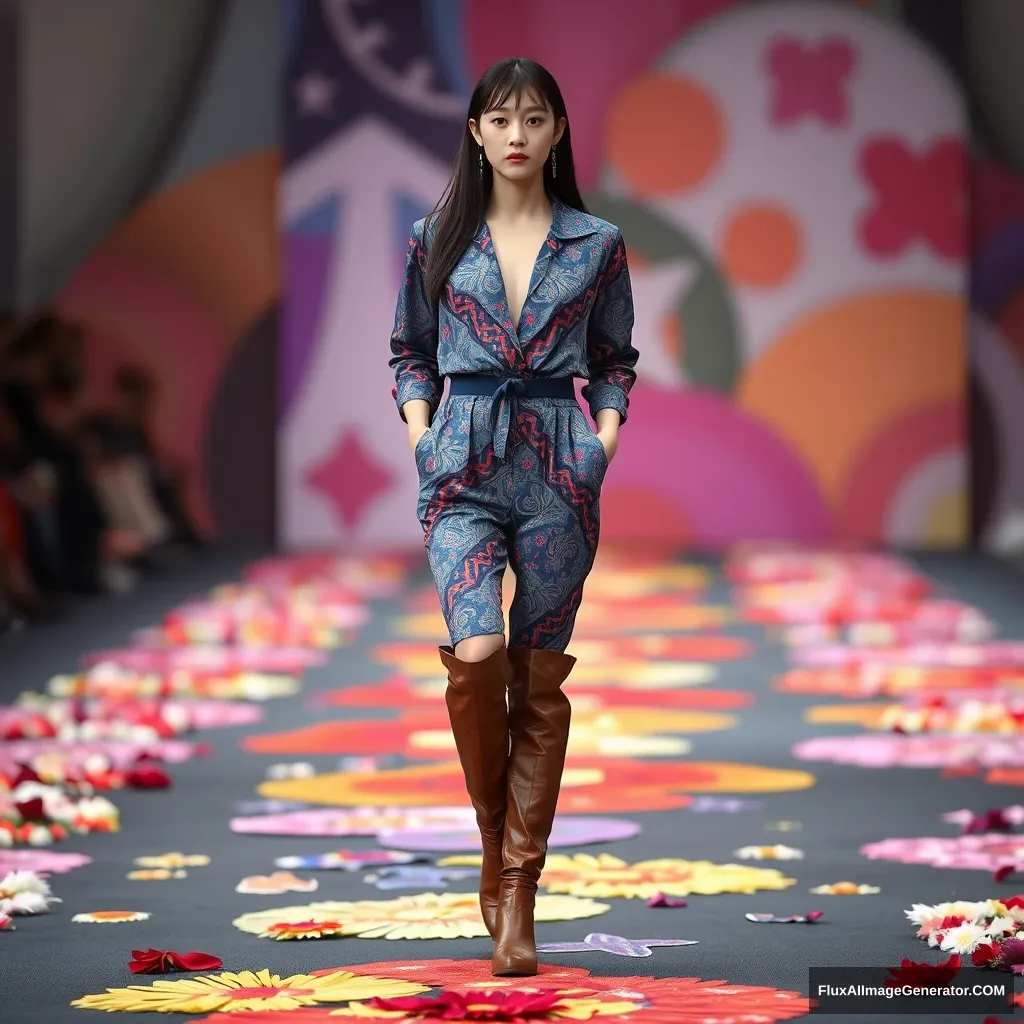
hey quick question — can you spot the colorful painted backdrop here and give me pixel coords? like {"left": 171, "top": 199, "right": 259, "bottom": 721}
{"left": 278, "top": 0, "right": 971, "bottom": 550}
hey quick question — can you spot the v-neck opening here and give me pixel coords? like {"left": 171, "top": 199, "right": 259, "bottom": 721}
{"left": 484, "top": 220, "right": 556, "bottom": 342}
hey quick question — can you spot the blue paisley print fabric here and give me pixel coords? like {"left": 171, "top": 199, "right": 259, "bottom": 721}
{"left": 389, "top": 198, "right": 638, "bottom": 651}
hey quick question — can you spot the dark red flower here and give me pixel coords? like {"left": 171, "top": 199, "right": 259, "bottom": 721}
{"left": 14, "top": 798, "right": 46, "bottom": 822}
{"left": 966, "top": 810, "right": 1015, "bottom": 834}
{"left": 128, "top": 948, "right": 223, "bottom": 974}
{"left": 999, "top": 938, "right": 1024, "bottom": 972}
{"left": 885, "top": 954, "right": 961, "bottom": 988}
{"left": 125, "top": 764, "right": 172, "bottom": 789}
{"left": 994, "top": 864, "right": 1018, "bottom": 882}
{"left": 972, "top": 942, "right": 1003, "bottom": 968}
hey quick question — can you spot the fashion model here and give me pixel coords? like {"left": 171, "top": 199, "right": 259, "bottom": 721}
{"left": 389, "top": 57, "right": 638, "bottom": 977}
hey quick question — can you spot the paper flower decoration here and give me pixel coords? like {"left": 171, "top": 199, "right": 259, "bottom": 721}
{"left": 646, "top": 893, "right": 687, "bottom": 908}
{"left": 885, "top": 954, "right": 961, "bottom": 987}
{"left": 746, "top": 911, "right": 823, "bottom": 924}
{"left": 363, "top": 866, "right": 478, "bottom": 891}
{"left": 810, "top": 882, "right": 881, "bottom": 895}
{"left": 72, "top": 910, "right": 150, "bottom": 923}
{"left": 70, "top": 968, "right": 428, "bottom": 1013}
{"left": 298, "top": 959, "right": 813, "bottom": 1023}
{"left": 735, "top": 845, "right": 804, "bottom": 860}
{"left": 236, "top": 872, "right": 319, "bottom": 895}
{"left": 134, "top": 852, "right": 210, "bottom": 869}
{"left": 233, "top": 892, "right": 608, "bottom": 941}
{"left": 262, "top": 920, "right": 345, "bottom": 941}
{"left": 0, "top": 870, "right": 60, "bottom": 915}
{"left": 0, "top": 850, "right": 91, "bottom": 874}
{"left": 538, "top": 854, "right": 797, "bottom": 898}
{"left": 129, "top": 949, "right": 224, "bottom": 975}
{"left": 0, "top": 913, "right": 13, "bottom": 930}
{"left": 275, "top": 850, "right": 424, "bottom": 872}
{"left": 904, "top": 895, "right": 1024, "bottom": 968}
{"left": 536, "top": 933, "right": 697, "bottom": 958}
{"left": 357, "top": 989, "right": 641, "bottom": 1020}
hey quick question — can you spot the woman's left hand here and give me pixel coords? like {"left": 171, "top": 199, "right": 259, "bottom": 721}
{"left": 597, "top": 429, "right": 618, "bottom": 463}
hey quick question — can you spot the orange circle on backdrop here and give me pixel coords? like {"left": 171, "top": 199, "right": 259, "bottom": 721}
{"left": 606, "top": 74, "right": 724, "bottom": 196}
{"left": 719, "top": 203, "right": 804, "bottom": 287}
{"left": 736, "top": 290, "right": 965, "bottom": 505}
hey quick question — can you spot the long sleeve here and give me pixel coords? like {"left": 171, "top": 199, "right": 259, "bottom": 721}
{"left": 581, "top": 229, "right": 639, "bottom": 424}
{"left": 389, "top": 220, "right": 442, "bottom": 422}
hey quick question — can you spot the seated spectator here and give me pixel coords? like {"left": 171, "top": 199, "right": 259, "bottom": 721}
{"left": 100, "top": 365, "right": 204, "bottom": 548}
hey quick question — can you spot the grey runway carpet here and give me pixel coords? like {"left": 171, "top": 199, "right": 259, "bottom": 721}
{"left": 0, "top": 547, "right": 1022, "bottom": 1023}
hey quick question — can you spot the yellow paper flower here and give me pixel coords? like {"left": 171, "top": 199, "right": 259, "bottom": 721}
{"left": 233, "top": 892, "right": 609, "bottom": 941}
{"left": 134, "top": 853, "right": 210, "bottom": 869}
{"left": 810, "top": 882, "right": 881, "bottom": 895}
{"left": 71, "top": 968, "right": 428, "bottom": 1014}
{"left": 72, "top": 911, "right": 150, "bottom": 923}
{"left": 127, "top": 869, "right": 188, "bottom": 881}
{"left": 538, "top": 854, "right": 797, "bottom": 898}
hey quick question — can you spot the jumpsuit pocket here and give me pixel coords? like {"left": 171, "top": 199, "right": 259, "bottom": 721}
{"left": 413, "top": 426, "right": 435, "bottom": 476}
{"left": 568, "top": 406, "right": 608, "bottom": 489}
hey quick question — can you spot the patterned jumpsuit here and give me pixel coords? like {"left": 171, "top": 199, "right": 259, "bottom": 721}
{"left": 389, "top": 199, "right": 639, "bottom": 652}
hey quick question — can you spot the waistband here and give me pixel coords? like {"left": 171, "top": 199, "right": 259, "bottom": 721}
{"left": 447, "top": 374, "right": 576, "bottom": 400}
{"left": 445, "top": 375, "right": 577, "bottom": 460}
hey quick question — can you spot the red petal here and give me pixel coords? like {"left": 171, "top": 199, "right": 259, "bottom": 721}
{"left": 172, "top": 951, "right": 223, "bottom": 971}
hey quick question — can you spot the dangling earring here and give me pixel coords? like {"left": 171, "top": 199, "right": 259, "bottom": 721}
{"left": 550, "top": 147, "right": 557, "bottom": 178}
{"left": 479, "top": 148, "right": 484, "bottom": 177}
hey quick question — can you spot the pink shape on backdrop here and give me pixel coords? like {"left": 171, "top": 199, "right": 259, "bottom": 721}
{"left": 58, "top": 256, "right": 231, "bottom": 536}
{"left": 601, "top": 383, "right": 834, "bottom": 545}
{"left": 857, "top": 137, "right": 966, "bottom": 260}
{"left": 839, "top": 401, "right": 963, "bottom": 540}
{"left": 765, "top": 36, "right": 857, "bottom": 127}
{"left": 0, "top": 740, "right": 203, "bottom": 773}
{"left": 463, "top": 0, "right": 739, "bottom": 189}
{"left": 305, "top": 427, "right": 396, "bottom": 531}
{"left": 792, "top": 734, "right": 1024, "bottom": 769}
{"left": 0, "top": 850, "right": 93, "bottom": 874}
{"left": 860, "top": 833, "right": 1024, "bottom": 872}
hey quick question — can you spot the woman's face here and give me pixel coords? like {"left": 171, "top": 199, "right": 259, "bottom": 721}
{"left": 469, "top": 90, "right": 565, "bottom": 186}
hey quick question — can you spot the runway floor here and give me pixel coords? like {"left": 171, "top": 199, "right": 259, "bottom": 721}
{"left": 1, "top": 544, "right": 1023, "bottom": 1023}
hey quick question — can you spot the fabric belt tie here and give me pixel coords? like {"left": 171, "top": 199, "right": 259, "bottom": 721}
{"left": 447, "top": 374, "right": 576, "bottom": 460}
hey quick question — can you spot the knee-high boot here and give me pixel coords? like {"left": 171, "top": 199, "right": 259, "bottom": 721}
{"left": 438, "top": 644, "right": 511, "bottom": 940}
{"left": 491, "top": 646, "right": 575, "bottom": 976}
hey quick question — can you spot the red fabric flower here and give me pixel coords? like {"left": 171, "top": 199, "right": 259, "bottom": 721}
{"left": 858, "top": 136, "right": 965, "bottom": 259}
{"left": 128, "top": 948, "right": 222, "bottom": 974}
{"left": 885, "top": 954, "right": 961, "bottom": 988}
{"left": 370, "top": 990, "right": 570, "bottom": 1020}
{"left": 125, "top": 764, "right": 172, "bottom": 789}
{"left": 14, "top": 798, "right": 46, "bottom": 822}
{"left": 972, "top": 942, "right": 1003, "bottom": 968}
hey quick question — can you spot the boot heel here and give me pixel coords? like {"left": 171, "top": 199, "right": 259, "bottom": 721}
{"left": 491, "top": 881, "right": 537, "bottom": 976}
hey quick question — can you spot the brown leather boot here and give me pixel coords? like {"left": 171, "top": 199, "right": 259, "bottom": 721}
{"left": 491, "top": 646, "right": 575, "bottom": 976}
{"left": 439, "top": 644, "right": 511, "bottom": 940}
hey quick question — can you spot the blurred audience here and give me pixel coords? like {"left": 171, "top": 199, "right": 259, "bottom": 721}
{"left": 0, "top": 311, "right": 203, "bottom": 632}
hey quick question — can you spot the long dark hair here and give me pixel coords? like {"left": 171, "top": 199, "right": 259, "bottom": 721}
{"left": 423, "top": 58, "right": 588, "bottom": 310}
